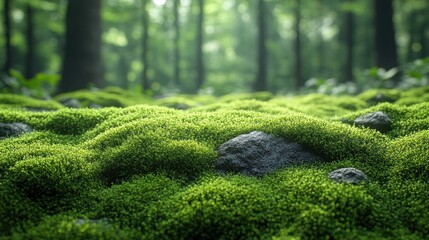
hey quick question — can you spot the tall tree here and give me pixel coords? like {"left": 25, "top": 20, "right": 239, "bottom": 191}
{"left": 173, "top": 0, "right": 181, "bottom": 86}
{"left": 253, "top": 0, "right": 267, "bottom": 91}
{"left": 195, "top": 0, "right": 205, "bottom": 91}
{"left": 142, "top": 0, "right": 150, "bottom": 91}
{"left": 374, "top": 0, "right": 398, "bottom": 72}
{"left": 3, "top": 0, "right": 12, "bottom": 76}
{"left": 25, "top": 3, "right": 36, "bottom": 79}
{"left": 294, "top": 0, "right": 303, "bottom": 90}
{"left": 58, "top": 0, "right": 102, "bottom": 93}
{"left": 343, "top": 2, "right": 355, "bottom": 82}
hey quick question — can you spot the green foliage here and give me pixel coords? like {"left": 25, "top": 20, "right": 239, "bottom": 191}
{"left": 5, "top": 70, "right": 60, "bottom": 98}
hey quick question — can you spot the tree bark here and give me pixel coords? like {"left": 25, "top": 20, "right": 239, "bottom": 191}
{"left": 294, "top": 0, "right": 303, "bottom": 90}
{"left": 196, "top": 0, "right": 205, "bottom": 91}
{"left": 58, "top": 0, "right": 103, "bottom": 93}
{"left": 142, "top": 0, "right": 150, "bottom": 91}
{"left": 374, "top": 0, "right": 398, "bottom": 71}
{"left": 3, "top": 0, "right": 12, "bottom": 76}
{"left": 344, "top": 8, "right": 354, "bottom": 82}
{"left": 25, "top": 3, "right": 36, "bottom": 79}
{"left": 253, "top": 0, "right": 267, "bottom": 92}
{"left": 173, "top": 0, "right": 181, "bottom": 86}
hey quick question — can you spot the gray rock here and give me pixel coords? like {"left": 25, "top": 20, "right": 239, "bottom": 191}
{"left": 354, "top": 111, "right": 392, "bottom": 133}
{"left": 328, "top": 168, "right": 368, "bottom": 184}
{"left": 216, "top": 131, "right": 322, "bottom": 177}
{"left": 0, "top": 122, "right": 32, "bottom": 139}
{"left": 61, "top": 98, "right": 81, "bottom": 108}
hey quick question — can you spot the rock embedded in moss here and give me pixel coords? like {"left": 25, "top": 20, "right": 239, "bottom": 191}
{"left": 0, "top": 122, "right": 32, "bottom": 139}
{"left": 354, "top": 111, "right": 392, "bottom": 133}
{"left": 60, "top": 98, "right": 81, "bottom": 108}
{"left": 216, "top": 131, "right": 322, "bottom": 177}
{"left": 328, "top": 168, "right": 368, "bottom": 184}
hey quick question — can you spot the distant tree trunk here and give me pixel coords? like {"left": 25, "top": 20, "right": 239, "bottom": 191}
{"left": 253, "top": 0, "right": 267, "bottom": 92}
{"left": 25, "top": 3, "right": 36, "bottom": 79}
{"left": 406, "top": 11, "right": 417, "bottom": 62}
{"left": 374, "top": 0, "right": 398, "bottom": 72}
{"left": 173, "top": 0, "right": 181, "bottom": 86}
{"left": 418, "top": 8, "right": 428, "bottom": 58}
{"left": 344, "top": 7, "right": 355, "bottom": 82}
{"left": 3, "top": 0, "right": 12, "bottom": 76}
{"left": 195, "top": 0, "right": 205, "bottom": 91}
{"left": 118, "top": 53, "right": 129, "bottom": 90}
{"left": 142, "top": 0, "right": 150, "bottom": 91}
{"left": 294, "top": 0, "right": 303, "bottom": 90}
{"left": 58, "top": 0, "right": 102, "bottom": 93}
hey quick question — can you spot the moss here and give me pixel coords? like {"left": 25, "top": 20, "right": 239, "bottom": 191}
{"left": 395, "top": 86, "right": 429, "bottom": 106}
{"left": 0, "top": 93, "right": 63, "bottom": 111}
{"left": 388, "top": 130, "right": 429, "bottom": 181}
{"left": 269, "top": 94, "right": 368, "bottom": 118}
{"left": 0, "top": 90, "right": 428, "bottom": 239}
{"left": 90, "top": 174, "right": 182, "bottom": 229}
{"left": 54, "top": 87, "right": 152, "bottom": 108}
{"left": 0, "top": 181, "right": 44, "bottom": 235}
{"left": 219, "top": 91, "right": 274, "bottom": 102}
{"left": 10, "top": 215, "right": 138, "bottom": 240}
{"left": 341, "top": 102, "right": 429, "bottom": 138}
{"left": 357, "top": 89, "right": 401, "bottom": 105}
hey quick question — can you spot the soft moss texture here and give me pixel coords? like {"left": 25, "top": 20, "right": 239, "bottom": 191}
{"left": 1, "top": 87, "right": 428, "bottom": 239}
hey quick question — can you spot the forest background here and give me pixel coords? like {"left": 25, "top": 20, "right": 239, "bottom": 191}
{"left": 1, "top": 0, "right": 428, "bottom": 98}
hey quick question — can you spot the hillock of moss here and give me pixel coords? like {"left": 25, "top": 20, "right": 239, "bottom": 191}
{"left": 1, "top": 87, "right": 428, "bottom": 239}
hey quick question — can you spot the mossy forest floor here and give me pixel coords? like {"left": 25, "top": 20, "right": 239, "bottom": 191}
{"left": 1, "top": 86, "right": 429, "bottom": 239}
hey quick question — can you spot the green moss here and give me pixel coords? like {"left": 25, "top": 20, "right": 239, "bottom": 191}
{"left": 0, "top": 93, "right": 63, "bottom": 110}
{"left": 90, "top": 174, "right": 182, "bottom": 229}
{"left": 219, "top": 91, "right": 274, "bottom": 102}
{"left": 0, "top": 181, "right": 44, "bottom": 235}
{"left": 341, "top": 102, "right": 429, "bottom": 138}
{"left": 357, "top": 89, "right": 401, "bottom": 105}
{"left": 395, "top": 86, "right": 429, "bottom": 106}
{"left": 10, "top": 215, "right": 138, "bottom": 240}
{"left": 54, "top": 87, "right": 152, "bottom": 108}
{"left": 388, "top": 130, "right": 429, "bottom": 181}
{"left": 0, "top": 89, "right": 428, "bottom": 239}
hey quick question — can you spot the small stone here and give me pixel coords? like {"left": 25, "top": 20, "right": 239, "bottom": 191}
{"left": 216, "top": 131, "right": 322, "bottom": 177}
{"left": 354, "top": 111, "right": 392, "bottom": 133}
{"left": 328, "top": 168, "right": 368, "bottom": 184}
{"left": 61, "top": 98, "right": 81, "bottom": 108}
{"left": 0, "top": 122, "right": 32, "bottom": 139}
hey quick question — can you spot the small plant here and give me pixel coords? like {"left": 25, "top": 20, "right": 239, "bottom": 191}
{"left": 1, "top": 69, "right": 60, "bottom": 98}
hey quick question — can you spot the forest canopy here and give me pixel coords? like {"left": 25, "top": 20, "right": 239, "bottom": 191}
{"left": 0, "top": 0, "right": 428, "bottom": 96}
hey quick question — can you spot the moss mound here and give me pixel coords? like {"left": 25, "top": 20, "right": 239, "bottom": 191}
{"left": 1, "top": 87, "right": 428, "bottom": 239}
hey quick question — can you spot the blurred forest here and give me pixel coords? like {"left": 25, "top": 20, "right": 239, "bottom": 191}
{"left": 0, "top": 0, "right": 428, "bottom": 97}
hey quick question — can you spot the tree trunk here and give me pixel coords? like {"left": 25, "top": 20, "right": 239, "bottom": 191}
{"left": 58, "top": 0, "right": 102, "bottom": 93}
{"left": 344, "top": 8, "right": 354, "bottom": 82}
{"left": 142, "top": 0, "right": 150, "bottom": 91}
{"left": 253, "top": 0, "right": 267, "bottom": 92}
{"left": 25, "top": 3, "right": 36, "bottom": 79}
{"left": 374, "top": 0, "right": 398, "bottom": 71}
{"left": 3, "top": 0, "right": 12, "bottom": 76}
{"left": 418, "top": 8, "right": 428, "bottom": 59}
{"left": 173, "top": 0, "right": 180, "bottom": 86}
{"left": 196, "top": 0, "right": 205, "bottom": 91}
{"left": 294, "top": 0, "right": 303, "bottom": 90}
